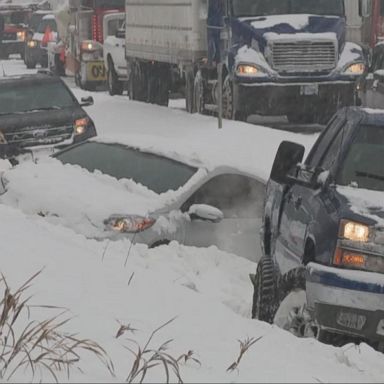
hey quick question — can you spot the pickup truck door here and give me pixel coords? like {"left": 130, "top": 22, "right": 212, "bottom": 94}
{"left": 275, "top": 114, "right": 347, "bottom": 275}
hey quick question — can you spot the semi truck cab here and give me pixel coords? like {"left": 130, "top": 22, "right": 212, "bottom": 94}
{"left": 207, "top": 0, "right": 366, "bottom": 123}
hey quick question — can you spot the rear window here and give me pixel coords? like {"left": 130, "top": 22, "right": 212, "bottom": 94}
{"left": 0, "top": 79, "right": 76, "bottom": 115}
{"left": 55, "top": 142, "right": 198, "bottom": 194}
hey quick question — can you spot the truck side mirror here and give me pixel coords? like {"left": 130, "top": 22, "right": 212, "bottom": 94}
{"left": 270, "top": 141, "right": 305, "bottom": 184}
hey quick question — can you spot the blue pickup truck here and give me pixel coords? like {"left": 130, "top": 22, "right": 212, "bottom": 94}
{"left": 252, "top": 107, "right": 384, "bottom": 350}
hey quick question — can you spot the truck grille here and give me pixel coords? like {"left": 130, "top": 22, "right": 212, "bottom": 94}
{"left": 270, "top": 40, "right": 337, "bottom": 74}
{"left": 5, "top": 125, "right": 73, "bottom": 147}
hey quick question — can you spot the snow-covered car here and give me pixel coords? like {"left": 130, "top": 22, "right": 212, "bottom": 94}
{"left": 24, "top": 14, "right": 57, "bottom": 69}
{"left": 252, "top": 107, "right": 384, "bottom": 351}
{"left": 0, "top": 72, "right": 97, "bottom": 159}
{"left": 0, "top": 138, "right": 265, "bottom": 261}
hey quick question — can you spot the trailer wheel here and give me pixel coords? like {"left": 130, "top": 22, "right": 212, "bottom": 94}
{"left": 194, "top": 70, "right": 207, "bottom": 115}
{"left": 185, "top": 70, "right": 195, "bottom": 113}
{"left": 129, "top": 61, "right": 147, "bottom": 102}
{"left": 107, "top": 59, "right": 123, "bottom": 96}
{"left": 222, "top": 76, "right": 247, "bottom": 121}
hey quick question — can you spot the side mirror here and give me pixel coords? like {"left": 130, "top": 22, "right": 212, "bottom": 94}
{"left": 373, "top": 69, "right": 384, "bottom": 82}
{"left": 115, "top": 28, "right": 125, "bottom": 39}
{"left": 188, "top": 204, "right": 224, "bottom": 223}
{"left": 270, "top": 141, "right": 305, "bottom": 184}
{"left": 80, "top": 96, "right": 94, "bottom": 107}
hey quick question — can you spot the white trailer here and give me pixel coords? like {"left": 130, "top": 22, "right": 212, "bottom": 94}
{"left": 125, "top": 0, "right": 207, "bottom": 65}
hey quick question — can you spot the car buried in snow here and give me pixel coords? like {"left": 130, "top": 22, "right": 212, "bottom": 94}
{"left": 0, "top": 72, "right": 97, "bottom": 160}
{"left": 0, "top": 139, "right": 265, "bottom": 261}
{"left": 252, "top": 106, "right": 384, "bottom": 351}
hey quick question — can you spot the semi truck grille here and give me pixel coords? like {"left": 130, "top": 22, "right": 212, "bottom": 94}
{"left": 5, "top": 125, "right": 73, "bottom": 147}
{"left": 270, "top": 40, "right": 337, "bottom": 73}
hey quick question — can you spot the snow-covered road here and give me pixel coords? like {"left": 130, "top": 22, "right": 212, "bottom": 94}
{"left": 1, "top": 59, "right": 384, "bottom": 383}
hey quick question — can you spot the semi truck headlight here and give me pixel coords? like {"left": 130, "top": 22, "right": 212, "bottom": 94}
{"left": 344, "top": 63, "right": 365, "bottom": 75}
{"left": 27, "top": 40, "right": 38, "bottom": 48}
{"left": 17, "top": 31, "right": 26, "bottom": 41}
{"left": 236, "top": 64, "right": 265, "bottom": 77}
{"left": 340, "top": 220, "right": 370, "bottom": 242}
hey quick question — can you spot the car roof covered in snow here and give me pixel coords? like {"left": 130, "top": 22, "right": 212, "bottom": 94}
{"left": 42, "top": 13, "right": 55, "bottom": 20}
{"left": 0, "top": 72, "right": 60, "bottom": 85}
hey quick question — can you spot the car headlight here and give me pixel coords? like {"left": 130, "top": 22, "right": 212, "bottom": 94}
{"left": 17, "top": 31, "right": 26, "bottom": 42}
{"left": 344, "top": 63, "right": 365, "bottom": 75}
{"left": 236, "top": 64, "right": 265, "bottom": 77}
{"left": 27, "top": 40, "right": 38, "bottom": 48}
{"left": 0, "top": 131, "right": 6, "bottom": 144}
{"left": 340, "top": 220, "right": 370, "bottom": 242}
{"left": 105, "top": 215, "right": 156, "bottom": 234}
{"left": 74, "top": 118, "right": 88, "bottom": 135}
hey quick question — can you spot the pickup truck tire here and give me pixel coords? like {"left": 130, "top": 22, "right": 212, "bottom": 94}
{"left": 129, "top": 61, "right": 147, "bottom": 102}
{"left": 26, "top": 59, "right": 36, "bottom": 69}
{"left": 107, "top": 63, "right": 123, "bottom": 96}
{"left": 223, "top": 76, "right": 247, "bottom": 122}
{"left": 251, "top": 257, "right": 276, "bottom": 323}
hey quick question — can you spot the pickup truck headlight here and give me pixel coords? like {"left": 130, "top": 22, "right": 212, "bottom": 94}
{"left": 105, "top": 215, "right": 156, "bottom": 234}
{"left": 344, "top": 63, "right": 365, "bottom": 75}
{"left": 27, "top": 40, "right": 38, "bottom": 48}
{"left": 340, "top": 220, "right": 370, "bottom": 242}
{"left": 236, "top": 64, "right": 266, "bottom": 77}
{"left": 17, "top": 31, "right": 26, "bottom": 42}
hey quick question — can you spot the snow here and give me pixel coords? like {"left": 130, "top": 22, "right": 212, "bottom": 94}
{"left": 1, "top": 59, "right": 384, "bottom": 382}
{"left": 249, "top": 14, "right": 311, "bottom": 30}
{"left": 264, "top": 31, "right": 338, "bottom": 43}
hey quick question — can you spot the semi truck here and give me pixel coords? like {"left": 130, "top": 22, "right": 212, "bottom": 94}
{"left": 123, "top": 0, "right": 366, "bottom": 124}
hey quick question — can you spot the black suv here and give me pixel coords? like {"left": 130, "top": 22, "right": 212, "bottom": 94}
{"left": 0, "top": 72, "right": 97, "bottom": 159}
{"left": 252, "top": 107, "right": 384, "bottom": 351}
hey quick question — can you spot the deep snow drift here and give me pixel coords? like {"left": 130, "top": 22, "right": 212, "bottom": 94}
{"left": 1, "top": 59, "right": 384, "bottom": 382}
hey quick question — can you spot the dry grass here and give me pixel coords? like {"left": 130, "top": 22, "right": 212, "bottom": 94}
{"left": 227, "top": 336, "right": 263, "bottom": 373}
{"left": 0, "top": 270, "right": 114, "bottom": 382}
{"left": 117, "top": 317, "right": 201, "bottom": 384}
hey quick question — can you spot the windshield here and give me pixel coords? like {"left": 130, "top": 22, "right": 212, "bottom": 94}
{"left": 29, "top": 14, "right": 45, "bottom": 30}
{"left": 0, "top": 80, "right": 76, "bottom": 115}
{"left": 2, "top": 12, "right": 29, "bottom": 25}
{"left": 37, "top": 18, "right": 57, "bottom": 33}
{"left": 232, "top": 0, "right": 345, "bottom": 17}
{"left": 55, "top": 142, "right": 198, "bottom": 194}
{"left": 337, "top": 125, "right": 384, "bottom": 192}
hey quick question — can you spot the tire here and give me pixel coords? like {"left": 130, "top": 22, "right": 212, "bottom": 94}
{"left": 26, "top": 60, "right": 36, "bottom": 69}
{"left": 107, "top": 61, "right": 123, "bottom": 96}
{"left": 194, "top": 70, "right": 207, "bottom": 115}
{"left": 222, "top": 76, "right": 247, "bottom": 121}
{"left": 185, "top": 70, "right": 195, "bottom": 113}
{"left": 251, "top": 257, "right": 276, "bottom": 323}
{"left": 129, "top": 61, "right": 147, "bottom": 102}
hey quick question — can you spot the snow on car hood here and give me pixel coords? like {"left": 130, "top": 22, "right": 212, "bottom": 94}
{"left": 0, "top": 158, "right": 203, "bottom": 238}
{"left": 337, "top": 186, "right": 384, "bottom": 225}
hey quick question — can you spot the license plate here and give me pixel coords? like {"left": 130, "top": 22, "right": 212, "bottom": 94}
{"left": 86, "top": 62, "right": 107, "bottom": 81}
{"left": 300, "top": 84, "right": 319, "bottom": 96}
{"left": 337, "top": 311, "right": 366, "bottom": 331}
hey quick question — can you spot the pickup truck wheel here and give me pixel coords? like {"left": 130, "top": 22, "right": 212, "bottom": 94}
{"left": 26, "top": 59, "right": 36, "bottom": 69}
{"left": 223, "top": 76, "right": 247, "bottom": 121}
{"left": 107, "top": 64, "right": 123, "bottom": 96}
{"left": 129, "top": 62, "right": 147, "bottom": 102}
{"left": 251, "top": 257, "right": 276, "bottom": 323}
